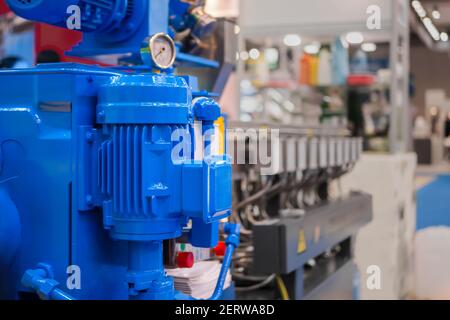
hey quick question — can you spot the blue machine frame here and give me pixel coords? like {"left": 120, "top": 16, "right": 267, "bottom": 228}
{"left": 0, "top": 0, "right": 237, "bottom": 300}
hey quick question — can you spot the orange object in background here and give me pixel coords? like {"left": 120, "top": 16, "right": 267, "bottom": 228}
{"left": 309, "top": 54, "right": 319, "bottom": 86}
{"left": 299, "top": 53, "right": 319, "bottom": 86}
{"left": 299, "top": 53, "right": 310, "bottom": 85}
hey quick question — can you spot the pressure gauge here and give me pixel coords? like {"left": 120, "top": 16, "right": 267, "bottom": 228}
{"left": 143, "top": 33, "right": 176, "bottom": 70}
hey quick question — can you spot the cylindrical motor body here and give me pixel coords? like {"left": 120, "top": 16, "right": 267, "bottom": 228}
{"left": 97, "top": 74, "right": 193, "bottom": 241}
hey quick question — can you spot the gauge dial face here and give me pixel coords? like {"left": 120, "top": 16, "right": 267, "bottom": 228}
{"left": 149, "top": 33, "right": 176, "bottom": 69}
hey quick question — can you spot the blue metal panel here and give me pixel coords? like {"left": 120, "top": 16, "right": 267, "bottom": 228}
{"left": 0, "top": 0, "right": 234, "bottom": 300}
{"left": 0, "top": 70, "right": 73, "bottom": 298}
{"left": 97, "top": 74, "right": 192, "bottom": 125}
{"left": 0, "top": 186, "right": 21, "bottom": 275}
{"left": 0, "top": 62, "right": 234, "bottom": 300}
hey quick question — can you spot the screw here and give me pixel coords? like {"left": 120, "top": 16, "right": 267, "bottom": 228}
{"left": 86, "top": 131, "right": 94, "bottom": 143}
{"left": 97, "top": 111, "right": 105, "bottom": 121}
{"left": 86, "top": 195, "right": 93, "bottom": 206}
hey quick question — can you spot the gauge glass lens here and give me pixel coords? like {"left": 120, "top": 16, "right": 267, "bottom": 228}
{"left": 150, "top": 34, "right": 175, "bottom": 69}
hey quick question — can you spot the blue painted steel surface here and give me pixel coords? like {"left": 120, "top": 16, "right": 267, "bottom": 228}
{"left": 0, "top": 0, "right": 234, "bottom": 300}
{"left": 7, "top": 0, "right": 133, "bottom": 33}
{"left": 0, "top": 186, "right": 21, "bottom": 271}
{"left": 176, "top": 52, "right": 220, "bottom": 69}
{"left": 0, "top": 62, "right": 233, "bottom": 300}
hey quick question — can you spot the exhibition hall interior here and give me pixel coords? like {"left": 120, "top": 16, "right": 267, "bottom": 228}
{"left": 2, "top": 0, "right": 450, "bottom": 301}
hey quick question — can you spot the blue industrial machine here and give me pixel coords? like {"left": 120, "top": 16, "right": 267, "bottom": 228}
{"left": 0, "top": 0, "right": 238, "bottom": 300}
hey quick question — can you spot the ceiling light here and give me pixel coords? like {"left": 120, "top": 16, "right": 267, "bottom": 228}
{"left": 432, "top": 5, "right": 441, "bottom": 19}
{"left": 345, "top": 32, "right": 364, "bottom": 45}
{"left": 361, "top": 43, "right": 377, "bottom": 52}
{"left": 423, "top": 17, "right": 440, "bottom": 41}
{"left": 432, "top": 10, "right": 441, "bottom": 20}
{"left": 340, "top": 36, "right": 349, "bottom": 49}
{"left": 412, "top": 1, "right": 427, "bottom": 18}
{"left": 283, "top": 34, "right": 302, "bottom": 47}
{"left": 441, "top": 32, "right": 448, "bottom": 42}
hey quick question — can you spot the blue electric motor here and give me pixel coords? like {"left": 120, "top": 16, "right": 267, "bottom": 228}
{"left": 0, "top": 0, "right": 236, "bottom": 300}
{"left": 7, "top": 0, "right": 168, "bottom": 56}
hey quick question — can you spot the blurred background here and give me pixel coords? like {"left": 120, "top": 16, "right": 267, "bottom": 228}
{"left": 3, "top": 0, "right": 450, "bottom": 300}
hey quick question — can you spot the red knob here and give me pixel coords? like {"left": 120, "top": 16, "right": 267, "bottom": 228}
{"left": 214, "top": 241, "right": 226, "bottom": 257}
{"left": 177, "top": 252, "right": 194, "bottom": 268}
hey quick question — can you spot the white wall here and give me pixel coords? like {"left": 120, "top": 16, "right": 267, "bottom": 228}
{"left": 239, "top": 0, "right": 394, "bottom": 37}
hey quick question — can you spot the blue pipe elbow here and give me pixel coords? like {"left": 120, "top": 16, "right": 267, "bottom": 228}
{"left": 21, "top": 264, "right": 75, "bottom": 300}
{"left": 208, "top": 223, "right": 240, "bottom": 300}
{"left": 178, "top": 223, "right": 240, "bottom": 301}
